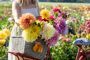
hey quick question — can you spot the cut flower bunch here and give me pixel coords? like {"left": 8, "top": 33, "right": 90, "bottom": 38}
{"left": 19, "top": 8, "right": 68, "bottom": 47}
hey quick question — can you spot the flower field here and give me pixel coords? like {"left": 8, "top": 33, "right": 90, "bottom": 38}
{"left": 0, "top": 2, "right": 90, "bottom": 60}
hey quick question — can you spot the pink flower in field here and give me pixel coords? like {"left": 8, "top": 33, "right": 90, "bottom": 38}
{"left": 87, "top": 27, "right": 90, "bottom": 33}
{"left": 86, "top": 21, "right": 90, "bottom": 25}
{"left": 49, "top": 15, "right": 54, "bottom": 20}
{"left": 87, "top": 29, "right": 90, "bottom": 33}
{"left": 59, "top": 36, "right": 64, "bottom": 40}
{"left": 66, "top": 38, "right": 71, "bottom": 42}
{"left": 87, "top": 24, "right": 90, "bottom": 28}
{"left": 53, "top": 8, "right": 59, "bottom": 13}
{"left": 80, "top": 26, "right": 85, "bottom": 30}
{"left": 63, "top": 39, "right": 67, "bottom": 42}
{"left": 70, "top": 17, "right": 77, "bottom": 22}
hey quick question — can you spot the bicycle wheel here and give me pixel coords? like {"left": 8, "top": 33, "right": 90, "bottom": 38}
{"left": 79, "top": 50, "right": 90, "bottom": 60}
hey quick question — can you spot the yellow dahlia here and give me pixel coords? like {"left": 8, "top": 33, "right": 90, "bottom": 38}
{"left": 41, "top": 23, "right": 56, "bottom": 40}
{"left": 0, "top": 31, "right": 7, "bottom": 40}
{"left": 0, "top": 39, "right": 6, "bottom": 46}
{"left": 40, "top": 10, "right": 50, "bottom": 19}
{"left": 20, "top": 13, "right": 36, "bottom": 29}
{"left": 22, "top": 25, "right": 42, "bottom": 42}
{"left": 3, "top": 29, "right": 11, "bottom": 37}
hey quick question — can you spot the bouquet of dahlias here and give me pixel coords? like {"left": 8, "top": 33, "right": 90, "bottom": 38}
{"left": 19, "top": 8, "right": 68, "bottom": 59}
{"left": 19, "top": 13, "right": 59, "bottom": 59}
{"left": 20, "top": 13, "right": 59, "bottom": 48}
{"left": 20, "top": 8, "right": 68, "bottom": 48}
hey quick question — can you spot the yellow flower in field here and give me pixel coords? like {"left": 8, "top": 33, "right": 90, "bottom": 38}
{"left": 0, "top": 39, "right": 6, "bottom": 46}
{"left": 3, "top": 29, "right": 11, "bottom": 37}
{"left": 86, "top": 34, "right": 90, "bottom": 40}
{"left": 22, "top": 25, "right": 42, "bottom": 42}
{"left": 86, "top": 14, "right": 90, "bottom": 17}
{"left": 40, "top": 10, "right": 50, "bottom": 19}
{"left": 41, "top": 23, "right": 55, "bottom": 40}
{"left": 0, "top": 31, "right": 7, "bottom": 39}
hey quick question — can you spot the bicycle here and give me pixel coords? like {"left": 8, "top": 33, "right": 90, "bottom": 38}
{"left": 74, "top": 38, "right": 90, "bottom": 60}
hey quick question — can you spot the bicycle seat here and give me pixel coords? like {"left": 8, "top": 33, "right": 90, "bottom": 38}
{"left": 73, "top": 38, "right": 90, "bottom": 46}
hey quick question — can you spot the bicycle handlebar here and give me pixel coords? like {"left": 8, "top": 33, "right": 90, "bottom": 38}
{"left": 73, "top": 38, "right": 90, "bottom": 46}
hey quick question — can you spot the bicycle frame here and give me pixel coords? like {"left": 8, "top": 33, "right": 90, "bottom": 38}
{"left": 75, "top": 45, "right": 89, "bottom": 60}
{"left": 7, "top": 48, "right": 52, "bottom": 60}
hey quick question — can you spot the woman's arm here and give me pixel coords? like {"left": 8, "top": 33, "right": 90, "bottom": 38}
{"left": 12, "top": 2, "right": 21, "bottom": 23}
{"left": 36, "top": 0, "right": 40, "bottom": 16}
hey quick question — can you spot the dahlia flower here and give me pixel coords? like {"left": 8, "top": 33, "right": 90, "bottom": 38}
{"left": 0, "top": 39, "right": 6, "bottom": 46}
{"left": 53, "top": 8, "right": 59, "bottom": 13}
{"left": 49, "top": 15, "right": 54, "bottom": 20}
{"left": 41, "top": 23, "right": 56, "bottom": 40}
{"left": 22, "top": 25, "right": 42, "bottom": 42}
{"left": 20, "top": 13, "right": 36, "bottom": 29}
{"left": 0, "top": 31, "right": 7, "bottom": 39}
{"left": 46, "top": 31, "right": 59, "bottom": 47}
{"left": 55, "top": 18, "right": 68, "bottom": 35}
{"left": 40, "top": 10, "right": 50, "bottom": 19}
{"left": 3, "top": 29, "right": 10, "bottom": 37}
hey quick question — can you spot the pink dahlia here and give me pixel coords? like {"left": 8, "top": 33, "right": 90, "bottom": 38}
{"left": 46, "top": 31, "right": 59, "bottom": 47}
{"left": 49, "top": 15, "right": 54, "bottom": 20}
{"left": 38, "top": 16, "right": 42, "bottom": 21}
{"left": 53, "top": 8, "right": 59, "bottom": 13}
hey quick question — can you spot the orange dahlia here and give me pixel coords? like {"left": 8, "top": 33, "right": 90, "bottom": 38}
{"left": 20, "top": 13, "right": 36, "bottom": 29}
